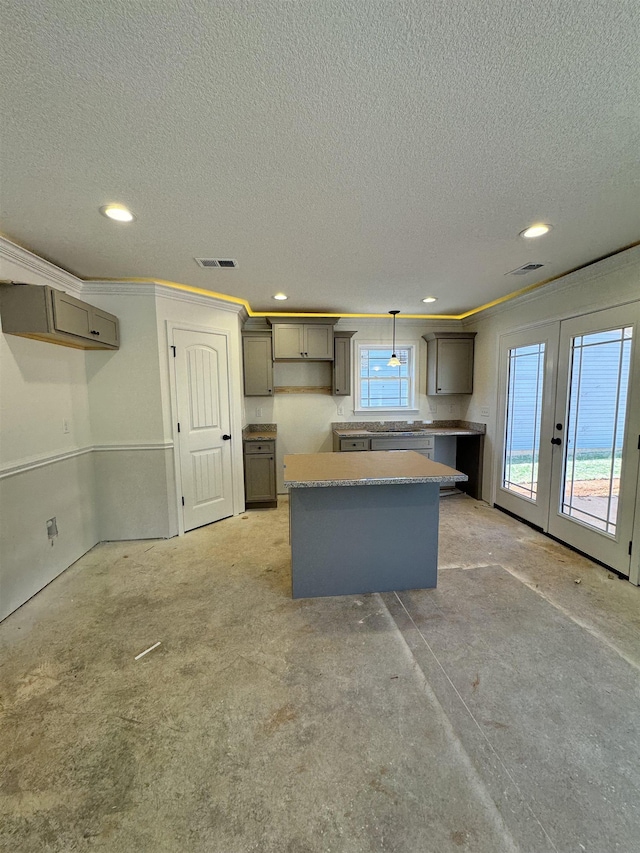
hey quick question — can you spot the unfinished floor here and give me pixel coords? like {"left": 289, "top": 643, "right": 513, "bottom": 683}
{"left": 1, "top": 495, "right": 639, "bottom": 853}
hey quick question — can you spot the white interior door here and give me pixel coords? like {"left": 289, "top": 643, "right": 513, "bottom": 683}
{"left": 496, "top": 306, "right": 640, "bottom": 576}
{"left": 495, "top": 323, "right": 559, "bottom": 528}
{"left": 174, "top": 329, "right": 234, "bottom": 532}
{"left": 547, "top": 305, "right": 639, "bottom": 575}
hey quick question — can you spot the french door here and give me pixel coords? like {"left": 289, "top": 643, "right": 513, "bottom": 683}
{"left": 496, "top": 305, "right": 640, "bottom": 576}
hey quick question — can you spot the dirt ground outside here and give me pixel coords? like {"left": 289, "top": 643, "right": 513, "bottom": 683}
{"left": 570, "top": 478, "right": 620, "bottom": 497}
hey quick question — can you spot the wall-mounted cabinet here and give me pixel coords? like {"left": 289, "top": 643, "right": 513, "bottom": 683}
{"left": 0, "top": 283, "right": 119, "bottom": 349}
{"left": 332, "top": 331, "right": 355, "bottom": 396}
{"left": 423, "top": 332, "right": 476, "bottom": 395}
{"left": 270, "top": 319, "right": 335, "bottom": 360}
{"left": 242, "top": 332, "right": 273, "bottom": 396}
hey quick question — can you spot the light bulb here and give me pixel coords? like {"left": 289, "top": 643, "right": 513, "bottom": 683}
{"left": 520, "top": 223, "right": 551, "bottom": 239}
{"left": 100, "top": 204, "right": 134, "bottom": 222}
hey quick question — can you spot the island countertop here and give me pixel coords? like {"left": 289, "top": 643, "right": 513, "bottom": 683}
{"left": 284, "top": 451, "right": 468, "bottom": 488}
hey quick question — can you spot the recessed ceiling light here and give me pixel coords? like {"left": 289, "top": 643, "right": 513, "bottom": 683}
{"left": 100, "top": 204, "right": 134, "bottom": 222}
{"left": 422, "top": 297, "right": 437, "bottom": 303}
{"left": 273, "top": 293, "right": 288, "bottom": 301}
{"left": 520, "top": 223, "right": 551, "bottom": 239}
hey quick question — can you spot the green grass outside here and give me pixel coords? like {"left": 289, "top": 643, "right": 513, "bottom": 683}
{"left": 505, "top": 450, "right": 622, "bottom": 485}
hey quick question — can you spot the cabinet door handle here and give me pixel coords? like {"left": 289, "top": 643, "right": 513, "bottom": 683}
{"left": 90, "top": 330, "right": 100, "bottom": 335}
{"left": 222, "top": 434, "right": 232, "bottom": 441}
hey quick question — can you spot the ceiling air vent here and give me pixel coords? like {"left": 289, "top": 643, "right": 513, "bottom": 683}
{"left": 194, "top": 258, "right": 238, "bottom": 269}
{"left": 506, "top": 262, "right": 544, "bottom": 276}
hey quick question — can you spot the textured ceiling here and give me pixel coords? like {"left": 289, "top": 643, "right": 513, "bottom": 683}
{"left": 1, "top": 0, "right": 639, "bottom": 316}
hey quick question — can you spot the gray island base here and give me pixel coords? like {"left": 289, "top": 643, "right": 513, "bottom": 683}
{"left": 284, "top": 451, "right": 467, "bottom": 599}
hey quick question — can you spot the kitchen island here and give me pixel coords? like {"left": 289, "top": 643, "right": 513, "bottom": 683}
{"left": 284, "top": 451, "right": 467, "bottom": 598}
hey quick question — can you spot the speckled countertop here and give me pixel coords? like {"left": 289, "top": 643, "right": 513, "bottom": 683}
{"left": 332, "top": 419, "right": 485, "bottom": 438}
{"left": 243, "top": 424, "right": 277, "bottom": 441}
{"left": 284, "top": 451, "right": 467, "bottom": 488}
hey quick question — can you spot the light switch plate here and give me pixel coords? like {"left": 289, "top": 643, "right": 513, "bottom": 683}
{"left": 480, "top": 406, "right": 490, "bottom": 418}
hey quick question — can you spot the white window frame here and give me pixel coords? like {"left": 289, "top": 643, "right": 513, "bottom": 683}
{"left": 354, "top": 342, "right": 418, "bottom": 414}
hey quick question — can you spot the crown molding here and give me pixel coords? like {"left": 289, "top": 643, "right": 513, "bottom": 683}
{"left": 463, "top": 243, "right": 640, "bottom": 327}
{"left": 0, "top": 236, "right": 83, "bottom": 293}
{"left": 82, "top": 279, "right": 247, "bottom": 317}
{"left": 152, "top": 281, "right": 248, "bottom": 317}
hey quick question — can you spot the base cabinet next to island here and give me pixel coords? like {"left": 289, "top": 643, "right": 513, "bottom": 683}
{"left": 244, "top": 440, "right": 277, "bottom": 508}
{"left": 333, "top": 427, "right": 484, "bottom": 500}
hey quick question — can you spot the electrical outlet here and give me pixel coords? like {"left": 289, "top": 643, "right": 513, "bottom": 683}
{"left": 256, "top": 407, "right": 263, "bottom": 418}
{"left": 428, "top": 402, "right": 437, "bottom": 414}
{"left": 63, "top": 418, "right": 70, "bottom": 434}
{"left": 337, "top": 405, "right": 344, "bottom": 416}
{"left": 448, "top": 404, "right": 456, "bottom": 414}
{"left": 480, "top": 406, "right": 490, "bottom": 419}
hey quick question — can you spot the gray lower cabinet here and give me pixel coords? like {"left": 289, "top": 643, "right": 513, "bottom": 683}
{"left": 242, "top": 333, "right": 273, "bottom": 396}
{"left": 334, "top": 430, "right": 483, "bottom": 499}
{"left": 340, "top": 438, "right": 369, "bottom": 451}
{"left": 0, "top": 283, "right": 119, "bottom": 349}
{"left": 423, "top": 332, "right": 476, "bottom": 394}
{"left": 244, "top": 441, "right": 277, "bottom": 508}
{"left": 333, "top": 331, "right": 355, "bottom": 395}
{"left": 369, "top": 436, "right": 434, "bottom": 459}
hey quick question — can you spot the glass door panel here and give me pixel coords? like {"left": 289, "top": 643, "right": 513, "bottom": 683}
{"left": 495, "top": 324, "right": 558, "bottom": 529}
{"left": 560, "top": 328, "right": 631, "bottom": 535}
{"left": 503, "top": 343, "right": 545, "bottom": 501}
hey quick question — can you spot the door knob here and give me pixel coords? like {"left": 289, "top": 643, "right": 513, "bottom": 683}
{"left": 222, "top": 434, "right": 231, "bottom": 441}
{"left": 550, "top": 437, "right": 562, "bottom": 445}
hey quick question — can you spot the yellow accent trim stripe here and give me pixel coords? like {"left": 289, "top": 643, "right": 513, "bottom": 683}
{"left": 82, "top": 277, "right": 460, "bottom": 319}
{"left": 5, "top": 229, "right": 639, "bottom": 321}
{"left": 457, "top": 238, "right": 640, "bottom": 320}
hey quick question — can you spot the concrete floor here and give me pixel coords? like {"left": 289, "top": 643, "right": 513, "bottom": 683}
{"left": 1, "top": 495, "right": 639, "bottom": 852}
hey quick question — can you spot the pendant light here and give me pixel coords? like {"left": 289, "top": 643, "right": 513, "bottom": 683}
{"left": 387, "top": 310, "right": 401, "bottom": 367}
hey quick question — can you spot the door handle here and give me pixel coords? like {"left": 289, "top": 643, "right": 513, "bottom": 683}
{"left": 222, "top": 434, "right": 231, "bottom": 441}
{"left": 550, "top": 437, "right": 562, "bottom": 445}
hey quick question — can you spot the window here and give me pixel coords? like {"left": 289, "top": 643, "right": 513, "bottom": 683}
{"left": 356, "top": 343, "right": 417, "bottom": 411}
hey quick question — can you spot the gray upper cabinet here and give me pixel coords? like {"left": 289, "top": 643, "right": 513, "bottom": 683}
{"left": 0, "top": 283, "right": 119, "bottom": 349}
{"left": 333, "top": 331, "right": 355, "bottom": 395}
{"left": 423, "top": 332, "right": 476, "bottom": 394}
{"left": 272, "top": 322, "right": 334, "bottom": 359}
{"left": 52, "top": 290, "right": 119, "bottom": 347}
{"left": 272, "top": 324, "right": 304, "bottom": 359}
{"left": 242, "top": 333, "right": 273, "bottom": 396}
